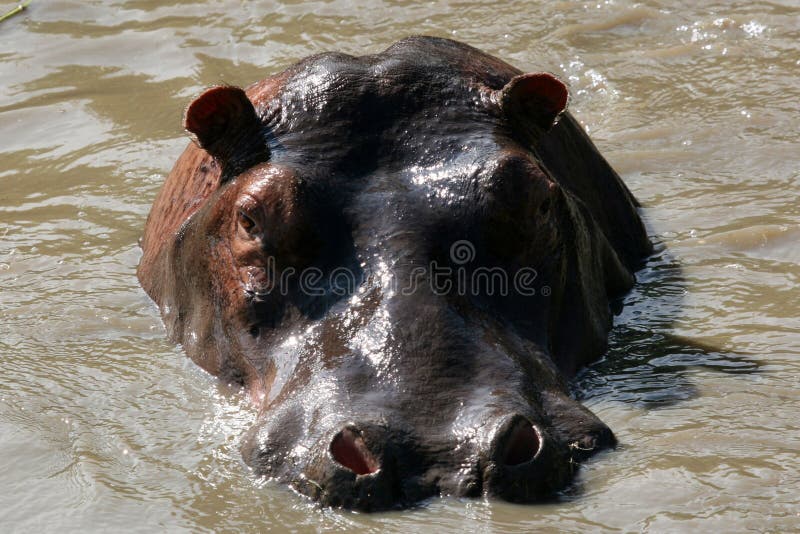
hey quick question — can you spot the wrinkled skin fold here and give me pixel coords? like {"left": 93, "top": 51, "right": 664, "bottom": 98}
{"left": 137, "top": 36, "right": 652, "bottom": 510}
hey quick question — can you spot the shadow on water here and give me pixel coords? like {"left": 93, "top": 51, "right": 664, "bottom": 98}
{"left": 571, "top": 239, "right": 762, "bottom": 409}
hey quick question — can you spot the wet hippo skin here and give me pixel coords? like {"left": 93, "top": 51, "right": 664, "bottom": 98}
{"left": 137, "top": 36, "right": 652, "bottom": 510}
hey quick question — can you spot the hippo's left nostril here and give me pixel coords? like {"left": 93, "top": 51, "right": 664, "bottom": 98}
{"left": 329, "top": 428, "right": 380, "bottom": 476}
{"left": 502, "top": 419, "right": 542, "bottom": 466}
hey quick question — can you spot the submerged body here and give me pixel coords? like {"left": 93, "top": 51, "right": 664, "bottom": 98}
{"left": 138, "top": 36, "right": 651, "bottom": 510}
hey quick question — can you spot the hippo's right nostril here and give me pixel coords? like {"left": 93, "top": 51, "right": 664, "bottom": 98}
{"left": 329, "top": 428, "right": 380, "bottom": 476}
{"left": 502, "top": 418, "right": 542, "bottom": 466}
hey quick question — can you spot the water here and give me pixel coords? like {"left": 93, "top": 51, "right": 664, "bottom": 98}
{"left": 1, "top": 0, "right": 798, "bottom": 531}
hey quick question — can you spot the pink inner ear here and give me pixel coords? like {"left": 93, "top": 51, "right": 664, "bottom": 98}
{"left": 505, "top": 72, "right": 569, "bottom": 116}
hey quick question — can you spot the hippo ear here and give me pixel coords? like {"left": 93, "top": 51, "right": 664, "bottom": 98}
{"left": 499, "top": 73, "right": 569, "bottom": 134}
{"left": 184, "top": 86, "right": 270, "bottom": 177}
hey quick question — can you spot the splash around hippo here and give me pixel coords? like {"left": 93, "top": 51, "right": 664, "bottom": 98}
{"left": 137, "top": 36, "right": 651, "bottom": 510}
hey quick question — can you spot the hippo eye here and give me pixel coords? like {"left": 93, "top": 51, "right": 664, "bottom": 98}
{"left": 237, "top": 209, "right": 260, "bottom": 236}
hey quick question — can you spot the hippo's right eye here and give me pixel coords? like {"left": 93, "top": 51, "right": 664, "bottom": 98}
{"left": 237, "top": 209, "right": 260, "bottom": 237}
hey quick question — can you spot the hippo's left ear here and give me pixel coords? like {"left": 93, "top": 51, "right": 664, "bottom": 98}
{"left": 498, "top": 73, "right": 569, "bottom": 134}
{"left": 184, "top": 86, "right": 270, "bottom": 178}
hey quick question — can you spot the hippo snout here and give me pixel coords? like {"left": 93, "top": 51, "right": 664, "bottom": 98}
{"left": 242, "top": 411, "right": 595, "bottom": 510}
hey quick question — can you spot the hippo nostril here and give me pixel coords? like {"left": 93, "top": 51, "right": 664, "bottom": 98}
{"left": 329, "top": 428, "right": 380, "bottom": 476}
{"left": 485, "top": 419, "right": 572, "bottom": 502}
{"left": 502, "top": 419, "right": 542, "bottom": 466}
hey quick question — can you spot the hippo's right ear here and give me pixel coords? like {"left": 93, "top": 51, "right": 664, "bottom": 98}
{"left": 498, "top": 73, "right": 569, "bottom": 139}
{"left": 184, "top": 86, "right": 270, "bottom": 178}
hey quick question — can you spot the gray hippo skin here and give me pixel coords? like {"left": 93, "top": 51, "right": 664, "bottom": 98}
{"left": 137, "top": 36, "right": 652, "bottom": 510}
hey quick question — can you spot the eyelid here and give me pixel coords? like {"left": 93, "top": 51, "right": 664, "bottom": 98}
{"left": 236, "top": 193, "right": 259, "bottom": 212}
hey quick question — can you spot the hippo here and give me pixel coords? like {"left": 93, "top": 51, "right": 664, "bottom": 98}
{"left": 137, "top": 36, "right": 651, "bottom": 510}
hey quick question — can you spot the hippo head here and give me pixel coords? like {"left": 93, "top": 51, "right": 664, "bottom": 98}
{"left": 138, "top": 37, "right": 650, "bottom": 510}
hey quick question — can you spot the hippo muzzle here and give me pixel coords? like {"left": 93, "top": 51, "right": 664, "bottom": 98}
{"left": 137, "top": 36, "right": 651, "bottom": 510}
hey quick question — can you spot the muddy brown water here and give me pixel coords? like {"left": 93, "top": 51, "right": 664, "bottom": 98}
{"left": 1, "top": 1, "right": 799, "bottom": 531}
